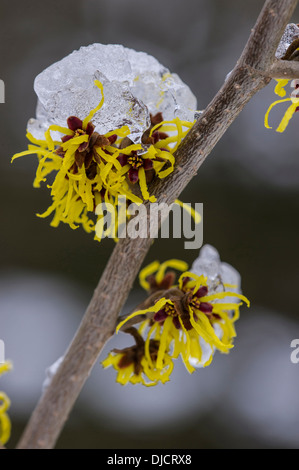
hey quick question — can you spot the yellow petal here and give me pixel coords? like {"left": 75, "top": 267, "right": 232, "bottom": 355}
{"left": 276, "top": 100, "right": 299, "bottom": 133}
{"left": 82, "top": 80, "right": 105, "bottom": 129}
{"left": 116, "top": 297, "right": 170, "bottom": 333}
{"left": 264, "top": 98, "right": 291, "bottom": 129}
{"left": 274, "top": 79, "right": 289, "bottom": 97}
{"left": 156, "top": 316, "right": 173, "bottom": 369}
{"left": 174, "top": 199, "right": 201, "bottom": 224}
{"left": 155, "top": 259, "right": 188, "bottom": 284}
{"left": 139, "top": 260, "right": 161, "bottom": 291}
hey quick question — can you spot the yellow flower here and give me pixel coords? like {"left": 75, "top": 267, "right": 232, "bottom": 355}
{"left": 115, "top": 261, "right": 250, "bottom": 382}
{"left": 265, "top": 79, "right": 299, "bottom": 132}
{"left": 102, "top": 328, "right": 173, "bottom": 386}
{"left": 12, "top": 80, "right": 194, "bottom": 241}
{"left": 0, "top": 361, "right": 12, "bottom": 446}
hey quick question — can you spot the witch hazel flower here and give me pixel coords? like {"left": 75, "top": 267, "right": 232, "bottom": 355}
{"left": 102, "top": 327, "right": 174, "bottom": 386}
{"left": 11, "top": 44, "right": 197, "bottom": 241}
{"left": 0, "top": 361, "right": 12, "bottom": 446}
{"left": 265, "top": 23, "right": 299, "bottom": 133}
{"left": 103, "top": 245, "right": 250, "bottom": 386}
{"left": 264, "top": 79, "right": 299, "bottom": 132}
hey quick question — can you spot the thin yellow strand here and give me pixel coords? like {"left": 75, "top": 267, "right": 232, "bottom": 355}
{"left": 82, "top": 80, "right": 105, "bottom": 129}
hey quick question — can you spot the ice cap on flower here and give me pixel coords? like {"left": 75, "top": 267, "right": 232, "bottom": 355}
{"left": 191, "top": 244, "right": 241, "bottom": 299}
{"left": 28, "top": 43, "right": 197, "bottom": 144}
{"left": 187, "top": 244, "right": 244, "bottom": 368}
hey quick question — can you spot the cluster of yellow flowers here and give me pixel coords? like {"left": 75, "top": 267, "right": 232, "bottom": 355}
{"left": 102, "top": 260, "right": 249, "bottom": 386}
{"left": 265, "top": 78, "right": 299, "bottom": 132}
{"left": 0, "top": 362, "right": 12, "bottom": 446}
{"left": 12, "top": 80, "right": 193, "bottom": 241}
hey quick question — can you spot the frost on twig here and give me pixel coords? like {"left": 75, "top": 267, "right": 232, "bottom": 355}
{"left": 42, "top": 357, "right": 64, "bottom": 394}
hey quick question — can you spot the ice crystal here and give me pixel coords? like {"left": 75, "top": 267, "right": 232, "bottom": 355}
{"left": 275, "top": 23, "right": 299, "bottom": 59}
{"left": 191, "top": 244, "right": 241, "bottom": 302}
{"left": 28, "top": 44, "right": 197, "bottom": 143}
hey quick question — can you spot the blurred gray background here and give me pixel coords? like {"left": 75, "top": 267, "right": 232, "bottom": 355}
{"left": 1, "top": 0, "right": 299, "bottom": 449}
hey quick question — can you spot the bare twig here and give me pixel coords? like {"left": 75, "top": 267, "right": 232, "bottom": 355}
{"left": 17, "top": 0, "right": 298, "bottom": 449}
{"left": 269, "top": 58, "right": 299, "bottom": 78}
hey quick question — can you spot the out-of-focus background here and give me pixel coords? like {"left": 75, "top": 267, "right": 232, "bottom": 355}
{"left": 1, "top": 0, "right": 299, "bottom": 449}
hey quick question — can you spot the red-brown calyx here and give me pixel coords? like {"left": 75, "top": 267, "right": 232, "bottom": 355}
{"left": 146, "top": 271, "right": 176, "bottom": 294}
{"left": 113, "top": 327, "right": 160, "bottom": 375}
{"left": 117, "top": 112, "right": 170, "bottom": 184}
{"left": 57, "top": 115, "right": 117, "bottom": 179}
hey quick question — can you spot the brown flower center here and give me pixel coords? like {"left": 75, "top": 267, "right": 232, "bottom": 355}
{"left": 164, "top": 304, "right": 177, "bottom": 317}
{"left": 114, "top": 328, "right": 161, "bottom": 375}
{"left": 74, "top": 129, "right": 86, "bottom": 137}
{"left": 127, "top": 154, "right": 144, "bottom": 169}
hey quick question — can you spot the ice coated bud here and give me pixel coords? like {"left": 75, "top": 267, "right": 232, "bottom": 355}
{"left": 275, "top": 23, "right": 299, "bottom": 59}
{"left": 191, "top": 244, "right": 242, "bottom": 303}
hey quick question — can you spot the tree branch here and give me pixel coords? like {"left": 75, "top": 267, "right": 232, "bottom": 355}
{"left": 17, "top": 0, "right": 298, "bottom": 449}
{"left": 239, "top": 0, "right": 298, "bottom": 70}
{"left": 269, "top": 58, "right": 299, "bottom": 78}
